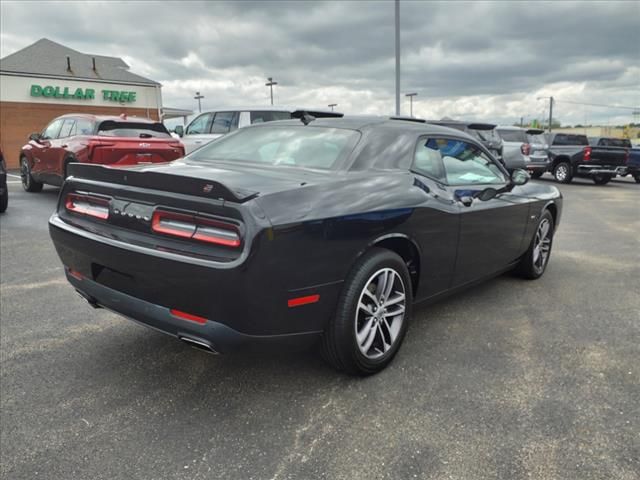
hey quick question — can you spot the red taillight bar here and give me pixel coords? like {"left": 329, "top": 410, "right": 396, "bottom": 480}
{"left": 152, "top": 210, "right": 241, "bottom": 248}
{"left": 65, "top": 193, "right": 110, "bottom": 220}
{"left": 170, "top": 309, "right": 208, "bottom": 325}
{"left": 583, "top": 146, "right": 592, "bottom": 162}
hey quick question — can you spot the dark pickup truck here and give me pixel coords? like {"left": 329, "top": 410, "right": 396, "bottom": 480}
{"left": 548, "top": 133, "right": 628, "bottom": 185}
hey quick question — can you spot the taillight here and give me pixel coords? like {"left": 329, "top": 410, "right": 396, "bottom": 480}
{"left": 151, "top": 210, "right": 241, "bottom": 248}
{"left": 65, "top": 193, "right": 110, "bottom": 220}
{"left": 583, "top": 146, "right": 592, "bottom": 161}
{"left": 521, "top": 143, "right": 531, "bottom": 156}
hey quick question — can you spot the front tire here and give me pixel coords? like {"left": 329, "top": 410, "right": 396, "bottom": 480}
{"left": 515, "top": 210, "right": 555, "bottom": 280}
{"left": 592, "top": 174, "right": 612, "bottom": 185}
{"left": 553, "top": 162, "right": 572, "bottom": 184}
{"left": 0, "top": 188, "right": 7, "bottom": 213}
{"left": 321, "top": 248, "right": 412, "bottom": 375}
{"left": 633, "top": 173, "right": 640, "bottom": 184}
{"left": 21, "top": 157, "right": 43, "bottom": 192}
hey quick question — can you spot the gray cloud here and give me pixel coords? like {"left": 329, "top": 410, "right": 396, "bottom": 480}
{"left": 1, "top": 0, "right": 638, "bottom": 125}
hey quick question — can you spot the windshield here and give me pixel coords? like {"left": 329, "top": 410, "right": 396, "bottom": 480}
{"left": 188, "top": 125, "right": 360, "bottom": 169}
{"left": 97, "top": 121, "right": 172, "bottom": 138}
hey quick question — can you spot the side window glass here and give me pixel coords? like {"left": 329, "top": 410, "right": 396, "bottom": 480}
{"left": 186, "top": 113, "right": 213, "bottom": 135}
{"left": 211, "top": 112, "right": 235, "bottom": 134}
{"left": 42, "top": 119, "right": 64, "bottom": 139}
{"left": 59, "top": 119, "right": 76, "bottom": 138}
{"left": 431, "top": 138, "right": 507, "bottom": 186}
{"left": 413, "top": 137, "right": 445, "bottom": 182}
{"left": 75, "top": 119, "right": 94, "bottom": 136}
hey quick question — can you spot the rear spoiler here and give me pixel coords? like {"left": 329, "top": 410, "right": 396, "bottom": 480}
{"left": 291, "top": 110, "right": 343, "bottom": 118}
{"left": 526, "top": 129, "right": 545, "bottom": 135}
{"left": 467, "top": 123, "right": 497, "bottom": 130}
{"left": 66, "top": 163, "right": 258, "bottom": 203}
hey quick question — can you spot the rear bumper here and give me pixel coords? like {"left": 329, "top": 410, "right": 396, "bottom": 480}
{"left": 67, "top": 270, "right": 321, "bottom": 353}
{"left": 49, "top": 214, "right": 340, "bottom": 351}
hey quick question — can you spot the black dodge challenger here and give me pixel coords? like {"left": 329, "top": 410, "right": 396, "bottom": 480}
{"left": 49, "top": 117, "right": 562, "bottom": 374}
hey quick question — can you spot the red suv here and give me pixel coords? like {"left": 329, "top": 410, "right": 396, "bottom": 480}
{"left": 20, "top": 114, "right": 185, "bottom": 192}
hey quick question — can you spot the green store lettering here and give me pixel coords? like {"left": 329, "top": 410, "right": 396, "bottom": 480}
{"left": 30, "top": 84, "right": 136, "bottom": 103}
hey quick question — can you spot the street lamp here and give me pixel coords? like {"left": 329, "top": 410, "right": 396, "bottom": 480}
{"left": 265, "top": 77, "right": 278, "bottom": 105}
{"left": 537, "top": 96, "right": 554, "bottom": 133}
{"left": 328, "top": 103, "right": 338, "bottom": 111}
{"left": 405, "top": 92, "right": 417, "bottom": 117}
{"left": 194, "top": 91, "right": 204, "bottom": 113}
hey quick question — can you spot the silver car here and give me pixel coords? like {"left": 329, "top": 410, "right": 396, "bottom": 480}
{"left": 496, "top": 126, "right": 549, "bottom": 176}
{"left": 175, "top": 106, "right": 342, "bottom": 154}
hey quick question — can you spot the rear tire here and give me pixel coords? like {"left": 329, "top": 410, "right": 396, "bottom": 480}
{"left": 0, "top": 188, "right": 7, "bottom": 213}
{"left": 530, "top": 171, "right": 544, "bottom": 179}
{"left": 515, "top": 210, "right": 554, "bottom": 280}
{"left": 592, "top": 175, "right": 612, "bottom": 185}
{"left": 21, "top": 157, "right": 43, "bottom": 192}
{"left": 321, "top": 248, "right": 412, "bottom": 375}
{"left": 633, "top": 174, "right": 640, "bottom": 184}
{"left": 553, "top": 162, "right": 572, "bottom": 184}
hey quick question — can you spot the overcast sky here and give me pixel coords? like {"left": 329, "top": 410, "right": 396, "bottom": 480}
{"left": 1, "top": 0, "right": 638, "bottom": 126}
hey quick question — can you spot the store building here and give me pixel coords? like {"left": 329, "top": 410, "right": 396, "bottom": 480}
{"left": 0, "top": 38, "right": 163, "bottom": 168}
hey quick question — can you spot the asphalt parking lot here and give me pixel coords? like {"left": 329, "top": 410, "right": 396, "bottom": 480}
{"left": 1, "top": 174, "right": 638, "bottom": 480}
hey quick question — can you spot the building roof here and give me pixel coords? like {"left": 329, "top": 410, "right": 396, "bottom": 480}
{"left": 0, "top": 38, "right": 159, "bottom": 86}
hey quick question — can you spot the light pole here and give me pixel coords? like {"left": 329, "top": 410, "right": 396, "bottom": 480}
{"left": 405, "top": 92, "right": 417, "bottom": 117}
{"left": 395, "top": 0, "right": 400, "bottom": 115}
{"left": 265, "top": 77, "right": 278, "bottom": 105}
{"left": 194, "top": 91, "right": 204, "bottom": 113}
{"left": 328, "top": 103, "right": 338, "bottom": 111}
{"left": 537, "top": 96, "right": 554, "bottom": 133}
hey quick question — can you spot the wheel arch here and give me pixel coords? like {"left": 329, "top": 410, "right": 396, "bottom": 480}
{"left": 543, "top": 201, "right": 558, "bottom": 229}
{"left": 364, "top": 233, "right": 421, "bottom": 295}
{"left": 551, "top": 155, "right": 571, "bottom": 169}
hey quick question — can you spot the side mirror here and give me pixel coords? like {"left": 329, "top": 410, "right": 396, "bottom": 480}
{"left": 29, "top": 132, "right": 42, "bottom": 142}
{"left": 475, "top": 187, "right": 498, "bottom": 202}
{"left": 174, "top": 125, "right": 184, "bottom": 137}
{"left": 511, "top": 168, "right": 530, "bottom": 186}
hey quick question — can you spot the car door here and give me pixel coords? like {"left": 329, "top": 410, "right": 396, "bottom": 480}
{"left": 32, "top": 118, "right": 64, "bottom": 176}
{"left": 51, "top": 118, "right": 76, "bottom": 179}
{"left": 421, "top": 137, "right": 531, "bottom": 287}
{"left": 181, "top": 112, "right": 214, "bottom": 153}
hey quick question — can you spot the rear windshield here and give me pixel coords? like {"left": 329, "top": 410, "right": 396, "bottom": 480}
{"left": 599, "top": 138, "right": 631, "bottom": 148}
{"left": 250, "top": 111, "right": 292, "bottom": 124}
{"left": 97, "top": 121, "right": 172, "bottom": 138}
{"left": 552, "top": 134, "right": 589, "bottom": 146}
{"left": 188, "top": 125, "right": 360, "bottom": 170}
{"left": 527, "top": 133, "right": 547, "bottom": 145}
{"left": 497, "top": 129, "right": 527, "bottom": 143}
{"left": 469, "top": 127, "right": 500, "bottom": 142}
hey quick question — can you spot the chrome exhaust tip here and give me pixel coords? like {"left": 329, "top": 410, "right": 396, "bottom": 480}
{"left": 178, "top": 335, "right": 219, "bottom": 355}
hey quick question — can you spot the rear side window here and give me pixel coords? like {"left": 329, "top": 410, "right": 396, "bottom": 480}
{"left": 552, "top": 134, "right": 588, "bottom": 146}
{"left": 250, "top": 111, "right": 292, "bottom": 124}
{"left": 601, "top": 138, "right": 631, "bottom": 148}
{"left": 469, "top": 128, "right": 500, "bottom": 142}
{"left": 97, "top": 121, "right": 171, "bottom": 138}
{"left": 74, "top": 119, "right": 95, "bottom": 136}
{"left": 211, "top": 112, "right": 236, "bottom": 134}
{"left": 497, "top": 129, "right": 527, "bottom": 143}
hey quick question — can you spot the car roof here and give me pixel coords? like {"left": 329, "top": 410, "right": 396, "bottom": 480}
{"left": 55, "top": 113, "right": 159, "bottom": 124}
{"left": 196, "top": 105, "right": 340, "bottom": 114}
{"left": 426, "top": 119, "right": 497, "bottom": 130}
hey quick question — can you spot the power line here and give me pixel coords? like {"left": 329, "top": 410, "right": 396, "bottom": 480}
{"left": 554, "top": 99, "right": 639, "bottom": 111}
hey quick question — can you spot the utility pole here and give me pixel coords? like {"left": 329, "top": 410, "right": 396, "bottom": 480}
{"left": 194, "top": 91, "right": 204, "bottom": 113}
{"left": 405, "top": 93, "right": 417, "bottom": 117}
{"left": 520, "top": 117, "right": 524, "bottom": 127}
{"left": 265, "top": 77, "right": 278, "bottom": 105}
{"left": 548, "top": 96, "right": 554, "bottom": 133}
{"left": 328, "top": 103, "right": 337, "bottom": 111}
{"left": 395, "top": 0, "right": 400, "bottom": 116}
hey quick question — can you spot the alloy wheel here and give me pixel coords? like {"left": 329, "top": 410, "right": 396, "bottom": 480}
{"left": 532, "top": 218, "right": 552, "bottom": 274}
{"left": 555, "top": 165, "right": 567, "bottom": 182}
{"left": 355, "top": 268, "right": 406, "bottom": 359}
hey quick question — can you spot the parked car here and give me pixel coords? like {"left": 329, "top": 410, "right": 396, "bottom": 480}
{"left": 426, "top": 120, "right": 503, "bottom": 163}
{"left": 548, "top": 133, "right": 628, "bottom": 185}
{"left": 20, "top": 114, "right": 185, "bottom": 192}
{"left": 176, "top": 106, "right": 343, "bottom": 153}
{"left": 49, "top": 117, "right": 562, "bottom": 375}
{"left": 0, "top": 149, "right": 7, "bottom": 213}
{"left": 496, "top": 126, "right": 549, "bottom": 176}
{"left": 625, "top": 145, "right": 640, "bottom": 183}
